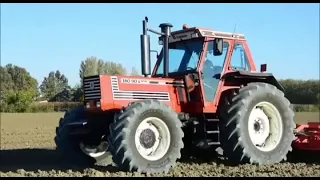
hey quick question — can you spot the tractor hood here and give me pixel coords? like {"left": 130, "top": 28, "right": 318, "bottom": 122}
{"left": 83, "top": 75, "right": 183, "bottom": 111}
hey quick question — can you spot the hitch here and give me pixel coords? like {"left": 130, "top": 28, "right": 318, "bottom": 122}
{"left": 293, "top": 122, "right": 320, "bottom": 151}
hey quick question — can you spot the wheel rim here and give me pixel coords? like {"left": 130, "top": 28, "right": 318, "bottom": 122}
{"left": 134, "top": 117, "right": 171, "bottom": 161}
{"left": 248, "top": 101, "right": 283, "bottom": 152}
{"left": 79, "top": 141, "right": 108, "bottom": 158}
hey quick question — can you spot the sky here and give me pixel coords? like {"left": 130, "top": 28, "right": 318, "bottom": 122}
{"left": 1, "top": 3, "right": 319, "bottom": 86}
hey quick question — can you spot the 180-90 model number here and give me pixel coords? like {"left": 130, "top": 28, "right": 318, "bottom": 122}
{"left": 121, "top": 78, "right": 148, "bottom": 84}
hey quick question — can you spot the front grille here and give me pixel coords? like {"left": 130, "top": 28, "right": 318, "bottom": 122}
{"left": 83, "top": 76, "right": 101, "bottom": 100}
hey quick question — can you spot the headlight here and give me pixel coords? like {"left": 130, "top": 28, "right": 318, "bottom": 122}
{"left": 96, "top": 101, "right": 101, "bottom": 108}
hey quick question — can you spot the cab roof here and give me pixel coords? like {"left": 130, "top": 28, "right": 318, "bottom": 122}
{"left": 169, "top": 27, "right": 245, "bottom": 43}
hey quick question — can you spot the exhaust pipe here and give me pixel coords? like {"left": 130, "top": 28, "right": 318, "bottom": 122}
{"left": 140, "top": 19, "right": 151, "bottom": 77}
{"left": 159, "top": 23, "right": 173, "bottom": 78}
{"left": 140, "top": 17, "right": 173, "bottom": 78}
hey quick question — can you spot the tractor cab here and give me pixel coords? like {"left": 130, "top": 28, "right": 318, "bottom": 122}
{"left": 150, "top": 26, "right": 257, "bottom": 78}
{"left": 151, "top": 27, "right": 230, "bottom": 78}
{"left": 141, "top": 18, "right": 259, "bottom": 113}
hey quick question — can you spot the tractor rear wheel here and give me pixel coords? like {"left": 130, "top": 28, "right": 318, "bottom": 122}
{"left": 55, "top": 106, "right": 111, "bottom": 166}
{"left": 219, "top": 82, "right": 295, "bottom": 165}
{"left": 108, "top": 100, "right": 184, "bottom": 174}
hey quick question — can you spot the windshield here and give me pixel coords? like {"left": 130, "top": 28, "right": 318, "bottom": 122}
{"left": 155, "top": 39, "right": 204, "bottom": 76}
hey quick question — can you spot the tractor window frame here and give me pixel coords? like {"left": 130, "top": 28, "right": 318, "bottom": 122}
{"left": 203, "top": 40, "right": 230, "bottom": 74}
{"left": 230, "top": 43, "right": 251, "bottom": 71}
{"left": 152, "top": 38, "right": 205, "bottom": 77}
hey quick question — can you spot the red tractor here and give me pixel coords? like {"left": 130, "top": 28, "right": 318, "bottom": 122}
{"left": 55, "top": 17, "right": 319, "bottom": 174}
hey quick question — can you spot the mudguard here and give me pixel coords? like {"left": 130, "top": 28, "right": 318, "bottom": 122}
{"left": 221, "top": 71, "right": 285, "bottom": 91}
{"left": 65, "top": 120, "right": 91, "bottom": 135}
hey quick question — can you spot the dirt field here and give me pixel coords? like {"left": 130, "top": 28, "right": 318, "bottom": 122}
{"left": 1, "top": 112, "right": 319, "bottom": 177}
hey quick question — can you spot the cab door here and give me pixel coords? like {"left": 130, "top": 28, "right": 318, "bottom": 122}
{"left": 199, "top": 39, "right": 232, "bottom": 113}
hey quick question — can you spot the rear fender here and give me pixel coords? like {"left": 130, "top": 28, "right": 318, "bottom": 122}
{"left": 221, "top": 71, "right": 284, "bottom": 91}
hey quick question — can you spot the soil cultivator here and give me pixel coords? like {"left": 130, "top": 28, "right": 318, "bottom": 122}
{"left": 293, "top": 123, "right": 320, "bottom": 151}
{"left": 54, "top": 17, "right": 320, "bottom": 174}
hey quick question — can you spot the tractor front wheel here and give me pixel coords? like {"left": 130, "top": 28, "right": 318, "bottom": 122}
{"left": 55, "top": 106, "right": 112, "bottom": 166}
{"left": 108, "top": 100, "right": 184, "bottom": 174}
{"left": 219, "top": 82, "right": 295, "bottom": 165}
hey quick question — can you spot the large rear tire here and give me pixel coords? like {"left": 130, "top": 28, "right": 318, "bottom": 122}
{"left": 108, "top": 100, "right": 184, "bottom": 174}
{"left": 219, "top": 82, "right": 295, "bottom": 165}
{"left": 55, "top": 106, "right": 111, "bottom": 166}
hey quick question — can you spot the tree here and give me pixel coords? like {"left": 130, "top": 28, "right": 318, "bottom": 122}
{"left": 103, "top": 61, "right": 127, "bottom": 76}
{"left": 79, "top": 56, "right": 127, "bottom": 84}
{"left": 50, "top": 87, "right": 73, "bottom": 102}
{"left": 2, "top": 90, "right": 36, "bottom": 112}
{"left": 279, "top": 79, "right": 320, "bottom": 105}
{"left": 130, "top": 67, "right": 141, "bottom": 76}
{"left": 40, "top": 70, "right": 69, "bottom": 101}
{"left": 79, "top": 56, "right": 105, "bottom": 80}
{"left": 70, "top": 83, "right": 84, "bottom": 102}
{"left": 0, "top": 64, "right": 39, "bottom": 112}
{"left": 0, "top": 64, "right": 38, "bottom": 94}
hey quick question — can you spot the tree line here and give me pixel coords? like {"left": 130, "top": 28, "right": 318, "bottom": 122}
{"left": 0, "top": 56, "right": 319, "bottom": 113}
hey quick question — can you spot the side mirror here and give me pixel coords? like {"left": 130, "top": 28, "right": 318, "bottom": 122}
{"left": 213, "top": 38, "right": 223, "bottom": 56}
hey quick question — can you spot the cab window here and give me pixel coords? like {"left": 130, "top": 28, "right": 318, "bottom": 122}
{"left": 230, "top": 43, "right": 251, "bottom": 71}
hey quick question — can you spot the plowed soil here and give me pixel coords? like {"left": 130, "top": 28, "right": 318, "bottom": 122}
{"left": 1, "top": 112, "right": 319, "bottom": 177}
